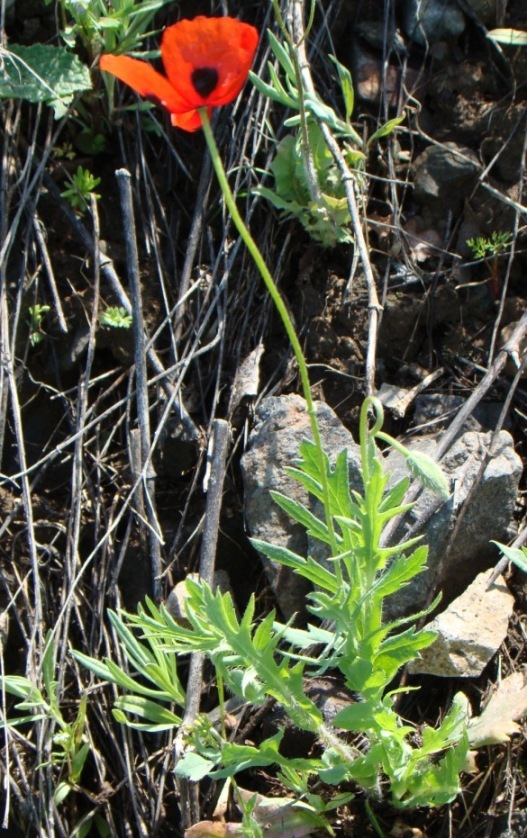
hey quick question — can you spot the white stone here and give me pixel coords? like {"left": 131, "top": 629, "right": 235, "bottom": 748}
{"left": 408, "top": 572, "right": 514, "bottom": 677}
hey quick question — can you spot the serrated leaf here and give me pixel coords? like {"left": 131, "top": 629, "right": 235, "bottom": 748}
{"left": 270, "top": 491, "right": 330, "bottom": 543}
{"left": 0, "top": 44, "right": 92, "bottom": 117}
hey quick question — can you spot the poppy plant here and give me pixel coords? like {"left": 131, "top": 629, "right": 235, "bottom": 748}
{"left": 100, "top": 16, "right": 259, "bottom": 131}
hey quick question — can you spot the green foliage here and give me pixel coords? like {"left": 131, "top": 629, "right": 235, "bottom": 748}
{"left": 254, "top": 121, "right": 354, "bottom": 247}
{"left": 54, "top": 0, "right": 178, "bottom": 59}
{"left": 27, "top": 304, "right": 51, "bottom": 347}
{"left": 72, "top": 604, "right": 186, "bottom": 732}
{"left": 75, "top": 397, "right": 470, "bottom": 829}
{"left": 491, "top": 541, "right": 527, "bottom": 574}
{"left": 466, "top": 230, "right": 513, "bottom": 295}
{"left": 61, "top": 165, "right": 101, "bottom": 213}
{"left": 99, "top": 306, "right": 133, "bottom": 329}
{"left": 0, "top": 632, "right": 92, "bottom": 806}
{"left": 250, "top": 30, "right": 364, "bottom": 144}
{"left": 251, "top": 27, "right": 403, "bottom": 247}
{"left": 0, "top": 44, "right": 92, "bottom": 118}
{"left": 466, "top": 231, "right": 513, "bottom": 260}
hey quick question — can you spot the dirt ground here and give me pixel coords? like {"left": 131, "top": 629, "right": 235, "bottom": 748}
{"left": 1, "top": 0, "right": 527, "bottom": 835}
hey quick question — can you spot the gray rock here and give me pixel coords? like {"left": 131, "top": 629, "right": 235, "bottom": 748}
{"left": 241, "top": 395, "right": 362, "bottom": 619}
{"left": 165, "top": 570, "right": 232, "bottom": 625}
{"left": 413, "top": 394, "right": 506, "bottom": 433}
{"left": 411, "top": 142, "right": 481, "bottom": 210}
{"left": 242, "top": 397, "right": 521, "bottom": 626}
{"left": 408, "top": 571, "right": 514, "bottom": 676}
{"left": 401, "top": 0, "right": 465, "bottom": 45}
{"left": 384, "top": 430, "right": 521, "bottom": 618}
{"left": 461, "top": 0, "right": 496, "bottom": 26}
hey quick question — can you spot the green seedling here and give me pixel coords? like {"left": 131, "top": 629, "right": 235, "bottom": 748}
{"left": 467, "top": 231, "right": 513, "bottom": 260}
{"left": 0, "top": 632, "right": 91, "bottom": 806}
{"left": 53, "top": 0, "right": 179, "bottom": 60}
{"left": 254, "top": 120, "right": 355, "bottom": 247}
{"left": 27, "top": 304, "right": 51, "bottom": 347}
{"left": 61, "top": 165, "right": 101, "bottom": 213}
{"left": 99, "top": 306, "right": 132, "bottom": 329}
{"left": 467, "top": 231, "right": 513, "bottom": 296}
{"left": 251, "top": 18, "right": 402, "bottom": 247}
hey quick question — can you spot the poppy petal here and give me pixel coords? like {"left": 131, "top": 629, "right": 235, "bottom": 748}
{"left": 170, "top": 107, "right": 212, "bottom": 132}
{"left": 161, "top": 17, "right": 259, "bottom": 108}
{"left": 100, "top": 54, "right": 188, "bottom": 114}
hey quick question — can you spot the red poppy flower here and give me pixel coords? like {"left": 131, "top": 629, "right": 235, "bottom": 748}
{"left": 100, "top": 16, "right": 259, "bottom": 132}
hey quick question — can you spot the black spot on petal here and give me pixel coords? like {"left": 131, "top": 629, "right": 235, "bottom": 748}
{"left": 191, "top": 67, "right": 219, "bottom": 98}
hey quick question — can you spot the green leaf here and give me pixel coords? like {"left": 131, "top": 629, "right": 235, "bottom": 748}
{"left": 270, "top": 491, "right": 330, "bottom": 543}
{"left": 0, "top": 44, "right": 92, "bottom": 118}
{"left": 0, "top": 675, "right": 39, "bottom": 700}
{"left": 112, "top": 695, "right": 180, "bottom": 731}
{"left": 70, "top": 742, "right": 90, "bottom": 783}
{"left": 367, "top": 115, "right": 405, "bottom": 146}
{"left": 175, "top": 751, "right": 217, "bottom": 781}
{"left": 491, "top": 541, "right": 527, "bottom": 573}
{"left": 488, "top": 28, "right": 527, "bottom": 46}
{"left": 250, "top": 539, "right": 339, "bottom": 593}
{"left": 329, "top": 54, "right": 354, "bottom": 122}
{"left": 54, "top": 780, "right": 72, "bottom": 806}
{"left": 333, "top": 698, "right": 380, "bottom": 733}
{"left": 267, "top": 30, "right": 296, "bottom": 83}
{"left": 249, "top": 71, "right": 297, "bottom": 109}
{"left": 371, "top": 546, "right": 428, "bottom": 598}
{"left": 374, "top": 626, "right": 437, "bottom": 678}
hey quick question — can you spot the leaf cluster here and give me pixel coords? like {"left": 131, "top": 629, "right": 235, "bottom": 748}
{"left": 74, "top": 398, "right": 470, "bottom": 819}
{"left": 250, "top": 29, "right": 403, "bottom": 247}
{"left": 0, "top": 44, "right": 92, "bottom": 118}
{"left": 1, "top": 632, "right": 91, "bottom": 806}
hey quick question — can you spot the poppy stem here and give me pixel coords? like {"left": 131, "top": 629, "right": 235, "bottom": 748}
{"left": 199, "top": 107, "right": 339, "bottom": 561}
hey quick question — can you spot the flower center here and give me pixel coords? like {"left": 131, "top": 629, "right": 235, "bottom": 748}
{"left": 191, "top": 67, "right": 219, "bottom": 98}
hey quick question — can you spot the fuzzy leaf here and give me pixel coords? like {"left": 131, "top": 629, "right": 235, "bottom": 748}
{"left": 1, "top": 44, "right": 92, "bottom": 117}
{"left": 176, "top": 752, "right": 217, "bottom": 782}
{"left": 406, "top": 450, "right": 450, "bottom": 499}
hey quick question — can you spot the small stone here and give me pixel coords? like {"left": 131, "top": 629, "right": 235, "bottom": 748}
{"left": 384, "top": 429, "right": 521, "bottom": 618}
{"left": 411, "top": 142, "right": 481, "bottom": 210}
{"left": 165, "top": 570, "right": 232, "bottom": 625}
{"left": 401, "top": 0, "right": 465, "bottom": 45}
{"left": 408, "top": 572, "right": 514, "bottom": 677}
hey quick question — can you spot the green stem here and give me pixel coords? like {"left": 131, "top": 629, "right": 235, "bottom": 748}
{"left": 199, "top": 108, "right": 338, "bottom": 558}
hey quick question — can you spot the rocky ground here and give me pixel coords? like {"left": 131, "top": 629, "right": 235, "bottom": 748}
{"left": 1, "top": 0, "right": 527, "bottom": 835}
